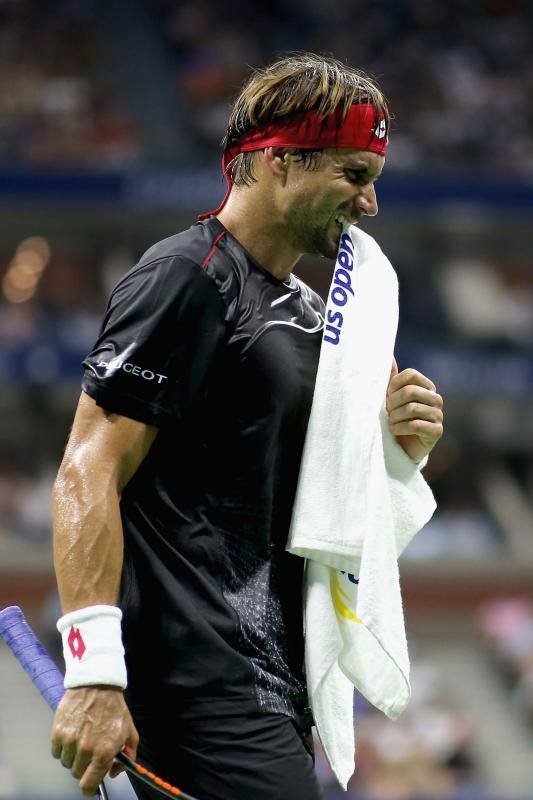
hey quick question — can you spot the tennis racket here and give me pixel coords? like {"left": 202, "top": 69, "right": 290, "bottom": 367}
{"left": 0, "top": 605, "right": 200, "bottom": 800}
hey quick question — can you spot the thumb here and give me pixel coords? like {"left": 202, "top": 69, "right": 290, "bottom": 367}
{"left": 387, "top": 357, "right": 398, "bottom": 413}
{"left": 125, "top": 727, "right": 139, "bottom": 763}
{"left": 112, "top": 725, "right": 139, "bottom": 774}
{"left": 109, "top": 740, "right": 137, "bottom": 780}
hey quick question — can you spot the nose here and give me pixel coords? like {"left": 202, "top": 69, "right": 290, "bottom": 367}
{"left": 356, "top": 183, "right": 378, "bottom": 217}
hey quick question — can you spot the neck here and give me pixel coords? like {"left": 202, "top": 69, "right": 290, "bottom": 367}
{"left": 216, "top": 187, "right": 301, "bottom": 281}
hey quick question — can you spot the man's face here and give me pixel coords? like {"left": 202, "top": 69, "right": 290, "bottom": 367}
{"left": 282, "top": 148, "right": 384, "bottom": 259}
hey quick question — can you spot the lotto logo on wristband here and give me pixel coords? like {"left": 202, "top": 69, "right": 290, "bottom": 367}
{"left": 68, "top": 626, "right": 86, "bottom": 660}
{"left": 58, "top": 605, "right": 127, "bottom": 688}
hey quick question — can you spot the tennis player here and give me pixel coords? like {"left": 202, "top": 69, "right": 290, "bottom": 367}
{"left": 51, "top": 53, "right": 443, "bottom": 799}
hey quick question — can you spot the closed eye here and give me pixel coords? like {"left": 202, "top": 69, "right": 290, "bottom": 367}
{"left": 345, "top": 170, "right": 368, "bottom": 184}
{"left": 345, "top": 169, "right": 381, "bottom": 185}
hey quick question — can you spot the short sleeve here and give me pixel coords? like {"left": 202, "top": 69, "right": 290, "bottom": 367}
{"left": 82, "top": 255, "right": 226, "bottom": 426}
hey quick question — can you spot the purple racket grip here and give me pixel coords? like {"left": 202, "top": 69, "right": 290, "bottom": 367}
{"left": 0, "top": 605, "right": 65, "bottom": 711}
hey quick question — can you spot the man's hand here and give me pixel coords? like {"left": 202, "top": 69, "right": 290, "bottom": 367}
{"left": 51, "top": 686, "right": 139, "bottom": 796}
{"left": 386, "top": 358, "right": 444, "bottom": 464}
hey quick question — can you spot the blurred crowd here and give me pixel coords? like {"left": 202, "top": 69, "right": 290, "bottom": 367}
{"left": 479, "top": 599, "right": 533, "bottom": 727}
{"left": 315, "top": 658, "right": 478, "bottom": 799}
{"left": 313, "top": 600, "right": 533, "bottom": 799}
{"left": 437, "top": 256, "right": 533, "bottom": 350}
{"left": 1, "top": 3, "right": 532, "bottom": 798}
{"left": 152, "top": 0, "right": 533, "bottom": 174}
{"left": 0, "top": 0, "right": 141, "bottom": 166}
{"left": 1, "top": 0, "right": 533, "bottom": 173}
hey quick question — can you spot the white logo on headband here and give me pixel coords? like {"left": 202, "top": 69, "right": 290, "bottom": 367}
{"left": 374, "top": 119, "right": 387, "bottom": 139}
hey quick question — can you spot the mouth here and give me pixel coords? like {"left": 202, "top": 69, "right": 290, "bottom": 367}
{"left": 334, "top": 214, "right": 347, "bottom": 229}
{"left": 334, "top": 213, "right": 357, "bottom": 229}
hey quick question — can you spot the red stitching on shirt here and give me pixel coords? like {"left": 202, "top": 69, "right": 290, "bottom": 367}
{"left": 202, "top": 231, "right": 226, "bottom": 270}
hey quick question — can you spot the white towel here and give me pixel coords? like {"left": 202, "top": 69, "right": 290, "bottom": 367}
{"left": 287, "top": 224, "right": 437, "bottom": 789}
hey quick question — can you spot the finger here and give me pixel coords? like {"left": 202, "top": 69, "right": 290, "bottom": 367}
{"left": 109, "top": 727, "right": 139, "bottom": 778}
{"left": 59, "top": 741, "right": 77, "bottom": 770}
{"left": 388, "top": 367, "right": 436, "bottom": 394}
{"left": 71, "top": 745, "right": 93, "bottom": 781}
{"left": 389, "top": 419, "right": 443, "bottom": 440}
{"left": 125, "top": 725, "right": 139, "bottom": 762}
{"left": 388, "top": 402, "right": 443, "bottom": 426}
{"left": 79, "top": 754, "right": 114, "bottom": 797}
{"left": 385, "top": 358, "right": 399, "bottom": 412}
{"left": 51, "top": 737, "right": 62, "bottom": 760}
{"left": 388, "top": 385, "right": 443, "bottom": 412}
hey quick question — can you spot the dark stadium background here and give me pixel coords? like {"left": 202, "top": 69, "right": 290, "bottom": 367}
{"left": 1, "top": 1, "right": 533, "bottom": 798}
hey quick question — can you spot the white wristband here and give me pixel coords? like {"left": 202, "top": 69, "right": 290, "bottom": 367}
{"left": 57, "top": 605, "right": 127, "bottom": 690}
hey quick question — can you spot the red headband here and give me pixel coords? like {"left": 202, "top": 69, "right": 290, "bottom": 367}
{"left": 198, "top": 103, "right": 387, "bottom": 220}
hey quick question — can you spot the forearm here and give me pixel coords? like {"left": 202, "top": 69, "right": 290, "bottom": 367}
{"left": 53, "top": 454, "right": 124, "bottom": 613}
{"left": 50, "top": 394, "right": 152, "bottom": 795}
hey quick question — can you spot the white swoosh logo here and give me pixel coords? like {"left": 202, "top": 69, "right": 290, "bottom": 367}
{"left": 242, "top": 310, "right": 324, "bottom": 354}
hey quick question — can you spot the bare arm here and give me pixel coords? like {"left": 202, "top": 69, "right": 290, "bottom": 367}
{"left": 51, "top": 391, "right": 157, "bottom": 796}
{"left": 53, "top": 391, "right": 157, "bottom": 610}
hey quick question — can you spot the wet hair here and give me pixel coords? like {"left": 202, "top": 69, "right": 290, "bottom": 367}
{"left": 223, "top": 52, "right": 390, "bottom": 186}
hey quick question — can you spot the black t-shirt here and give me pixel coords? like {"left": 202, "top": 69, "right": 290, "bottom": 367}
{"left": 82, "top": 217, "right": 325, "bottom": 727}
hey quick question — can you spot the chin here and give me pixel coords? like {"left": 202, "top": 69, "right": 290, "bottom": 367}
{"left": 310, "top": 225, "right": 341, "bottom": 260}
{"left": 317, "top": 243, "right": 339, "bottom": 260}
{"left": 322, "top": 232, "right": 343, "bottom": 260}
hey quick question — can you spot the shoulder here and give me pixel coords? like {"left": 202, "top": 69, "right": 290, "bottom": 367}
{"left": 114, "top": 221, "right": 239, "bottom": 315}
{"left": 138, "top": 221, "right": 218, "bottom": 268}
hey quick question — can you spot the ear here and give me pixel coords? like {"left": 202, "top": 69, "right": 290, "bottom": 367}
{"left": 262, "top": 147, "right": 290, "bottom": 181}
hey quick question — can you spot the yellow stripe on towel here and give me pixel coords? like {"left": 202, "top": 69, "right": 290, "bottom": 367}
{"left": 330, "top": 571, "right": 361, "bottom": 624}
